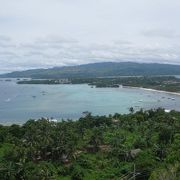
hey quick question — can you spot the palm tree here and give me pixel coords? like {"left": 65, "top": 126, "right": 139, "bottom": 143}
{"left": 129, "top": 107, "right": 134, "bottom": 114}
{"left": 89, "top": 128, "right": 103, "bottom": 152}
{"left": 109, "top": 135, "right": 128, "bottom": 161}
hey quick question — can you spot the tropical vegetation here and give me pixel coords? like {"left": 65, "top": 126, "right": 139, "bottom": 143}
{"left": 0, "top": 108, "right": 179, "bottom": 179}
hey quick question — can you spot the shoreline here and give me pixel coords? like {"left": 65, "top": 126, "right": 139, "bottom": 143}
{"left": 123, "top": 85, "right": 180, "bottom": 96}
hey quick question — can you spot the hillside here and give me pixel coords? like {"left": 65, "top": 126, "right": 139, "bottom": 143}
{"left": 1, "top": 62, "right": 180, "bottom": 79}
{"left": 0, "top": 109, "right": 179, "bottom": 179}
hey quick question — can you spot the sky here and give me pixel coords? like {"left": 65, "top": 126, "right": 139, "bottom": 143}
{"left": 0, "top": 0, "right": 180, "bottom": 73}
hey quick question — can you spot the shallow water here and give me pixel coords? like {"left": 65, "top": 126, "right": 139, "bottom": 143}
{"left": 175, "top": 75, "right": 180, "bottom": 79}
{"left": 0, "top": 79, "right": 180, "bottom": 124}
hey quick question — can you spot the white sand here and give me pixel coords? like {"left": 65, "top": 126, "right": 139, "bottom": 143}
{"left": 123, "top": 86, "right": 180, "bottom": 96}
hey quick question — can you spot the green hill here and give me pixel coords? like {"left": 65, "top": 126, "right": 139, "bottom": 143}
{"left": 1, "top": 62, "right": 180, "bottom": 79}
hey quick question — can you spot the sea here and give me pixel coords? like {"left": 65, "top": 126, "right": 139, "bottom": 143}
{"left": 0, "top": 78, "right": 180, "bottom": 124}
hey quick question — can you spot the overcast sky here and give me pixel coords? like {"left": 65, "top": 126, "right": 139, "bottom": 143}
{"left": 0, "top": 0, "right": 180, "bottom": 73}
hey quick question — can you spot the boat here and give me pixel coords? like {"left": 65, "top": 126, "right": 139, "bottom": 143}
{"left": 41, "top": 91, "right": 46, "bottom": 95}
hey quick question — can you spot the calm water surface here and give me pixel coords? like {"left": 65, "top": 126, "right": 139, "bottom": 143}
{"left": 175, "top": 75, "right": 180, "bottom": 79}
{"left": 0, "top": 79, "right": 180, "bottom": 124}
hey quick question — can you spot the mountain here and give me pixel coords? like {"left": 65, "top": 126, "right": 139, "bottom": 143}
{"left": 1, "top": 62, "right": 180, "bottom": 79}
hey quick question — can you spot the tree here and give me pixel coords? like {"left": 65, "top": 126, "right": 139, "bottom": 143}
{"left": 88, "top": 127, "right": 104, "bottom": 152}
{"left": 149, "top": 163, "right": 180, "bottom": 180}
{"left": 129, "top": 107, "right": 134, "bottom": 114}
{"left": 135, "top": 151, "right": 157, "bottom": 180}
{"left": 158, "top": 126, "right": 173, "bottom": 145}
{"left": 70, "top": 164, "right": 85, "bottom": 180}
{"left": 109, "top": 135, "right": 128, "bottom": 161}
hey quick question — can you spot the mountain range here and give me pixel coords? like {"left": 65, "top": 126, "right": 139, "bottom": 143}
{"left": 1, "top": 62, "right": 180, "bottom": 79}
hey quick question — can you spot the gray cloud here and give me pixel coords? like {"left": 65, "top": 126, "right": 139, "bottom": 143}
{"left": 0, "top": 35, "right": 11, "bottom": 42}
{"left": 15, "top": 38, "right": 179, "bottom": 67}
{"left": 142, "top": 29, "right": 180, "bottom": 39}
{"left": 0, "top": 0, "right": 180, "bottom": 73}
{"left": 0, "top": 35, "right": 180, "bottom": 73}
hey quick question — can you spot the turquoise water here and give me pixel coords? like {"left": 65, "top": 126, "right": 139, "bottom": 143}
{"left": 175, "top": 75, "right": 180, "bottom": 79}
{"left": 0, "top": 79, "right": 180, "bottom": 124}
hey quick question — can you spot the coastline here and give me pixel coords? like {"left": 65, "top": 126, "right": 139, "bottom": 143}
{"left": 123, "top": 85, "right": 180, "bottom": 96}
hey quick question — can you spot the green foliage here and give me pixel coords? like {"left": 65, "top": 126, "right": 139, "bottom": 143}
{"left": 0, "top": 109, "right": 179, "bottom": 179}
{"left": 135, "top": 151, "right": 157, "bottom": 179}
{"left": 70, "top": 164, "right": 85, "bottom": 180}
{"left": 149, "top": 163, "right": 180, "bottom": 180}
{"left": 2, "top": 62, "right": 180, "bottom": 79}
{"left": 21, "top": 161, "right": 57, "bottom": 179}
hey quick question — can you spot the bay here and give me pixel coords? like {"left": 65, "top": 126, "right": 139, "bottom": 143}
{"left": 0, "top": 78, "right": 180, "bottom": 124}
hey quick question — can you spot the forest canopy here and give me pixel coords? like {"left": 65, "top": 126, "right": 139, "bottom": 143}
{"left": 0, "top": 108, "right": 179, "bottom": 179}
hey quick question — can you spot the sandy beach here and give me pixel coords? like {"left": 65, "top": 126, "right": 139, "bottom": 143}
{"left": 123, "top": 86, "right": 180, "bottom": 96}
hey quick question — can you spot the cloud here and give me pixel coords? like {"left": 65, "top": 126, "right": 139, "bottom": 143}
{"left": 0, "top": 0, "right": 180, "bottom": 73}
{"left": 142, "top": 29, "right": 180, "bottom": 39}
{"left": 0, "top": 35, "right": 180, "bottom": 73}
{"left": 0, "top": 35, "right": 11, "bottom": 42}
